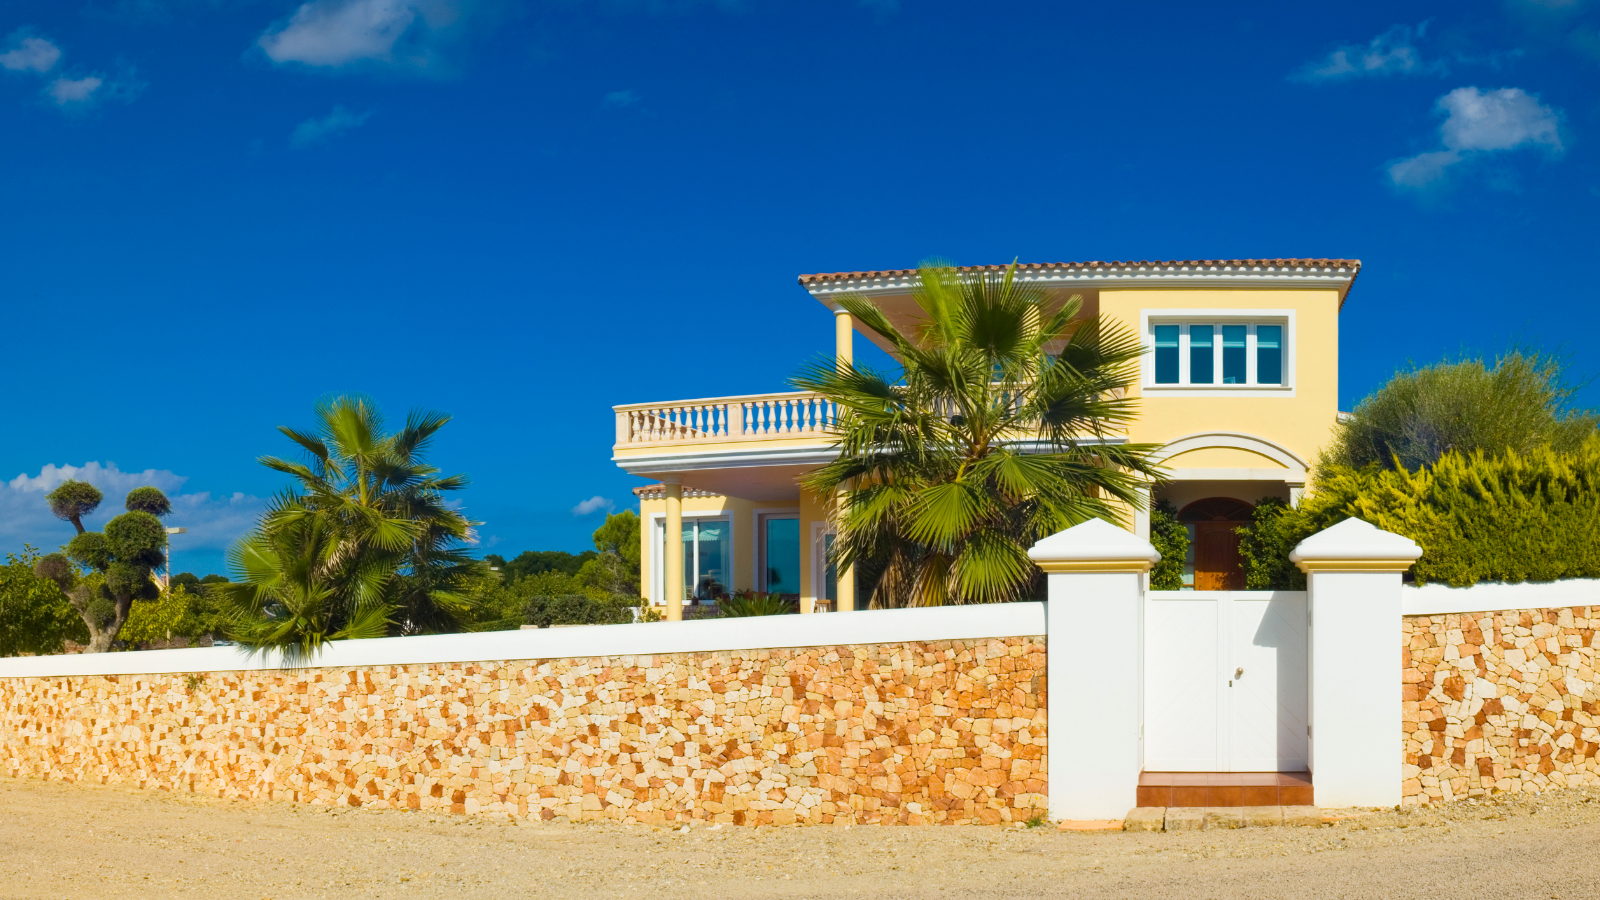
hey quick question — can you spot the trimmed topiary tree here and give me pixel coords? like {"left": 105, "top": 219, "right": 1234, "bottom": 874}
{"left": 33, "top": 482, "right": 173, "bottom": 653}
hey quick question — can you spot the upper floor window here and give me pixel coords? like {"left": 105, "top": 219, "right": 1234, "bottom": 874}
{"left": 1150, "top": 320, "right": 1286, "bottom": 388}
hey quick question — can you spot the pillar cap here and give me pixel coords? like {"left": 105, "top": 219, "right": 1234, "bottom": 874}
{"left": 1028, "top": 518, "right": 1160, "bottom": 573}
{"left": 1288, "top": 517, "right": 1421, "bottom": 573}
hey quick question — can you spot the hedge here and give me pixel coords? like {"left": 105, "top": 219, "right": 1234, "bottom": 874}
{"left": 1237, "top": 436, "right": 1600, "bottom": 588}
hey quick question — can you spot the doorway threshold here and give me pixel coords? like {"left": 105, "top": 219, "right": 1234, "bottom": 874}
{"left": 1137, "top": 771, "right": 1313, "bottom": 808}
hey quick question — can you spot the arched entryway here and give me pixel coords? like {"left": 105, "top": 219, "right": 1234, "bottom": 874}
{"left": 1179, "top": 497, "right": 1253, "bottom": 591}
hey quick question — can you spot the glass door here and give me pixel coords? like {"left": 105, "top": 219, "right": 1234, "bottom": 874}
{"left": 659, "top": 517, "right": 730, "bottom": 605}
{"left": 761, "top": 516, "right": 800, "bottom": 598}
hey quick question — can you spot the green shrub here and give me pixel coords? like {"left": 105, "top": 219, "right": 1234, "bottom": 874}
{"left": 1148, "top": 501, "right": 1189, "bottom": 590}
{"left": 718, "top": 591, "right": 796, "bottom": 617}
{"left": 1235, "top": 497, "right": 1309, "bottom": 590}
{"left": 523, "top": 593, "right": 639, "bottom": 628}
{"left": 1235, "top": 436, "right": 1600, "bottom": 587}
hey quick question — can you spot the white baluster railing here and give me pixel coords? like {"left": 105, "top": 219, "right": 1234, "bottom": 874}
{"left": 615, "top": 392, "right": 838, "bottom": 445}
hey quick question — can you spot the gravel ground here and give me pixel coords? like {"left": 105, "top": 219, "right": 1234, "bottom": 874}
{"left": 2, "top": 777, "right": 1599, "bottom": 899}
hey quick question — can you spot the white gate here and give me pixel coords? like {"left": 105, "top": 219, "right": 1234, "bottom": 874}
{"left": 1143, "top": 590, "right": 1309, "bottom": 772}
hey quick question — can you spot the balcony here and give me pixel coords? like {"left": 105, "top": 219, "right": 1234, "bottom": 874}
{"left": 614, "top": 391, "right": 839, "bottom": 448}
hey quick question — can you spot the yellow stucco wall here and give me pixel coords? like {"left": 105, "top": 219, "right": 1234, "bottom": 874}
{"left": 1163, "top": 447, "right": 1290, "bottom": 469}
{"left": 1098, "top": 287, "right": 1340, "bottom": 468}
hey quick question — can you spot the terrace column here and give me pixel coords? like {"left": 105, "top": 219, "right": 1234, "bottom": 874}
{"left": 834, "top": 308, "right": 853, "bottom": 370}
{"left": 1290, "top": 518, "right": 1420, "bottom": 808}
{"left": 1028, "top": 518, "right": 1159, "bottom": 821}
{"left": 662, "top": 480, "right": 684, "bottom": 622}
{"left": 835, "top": 483, "right": 856, "bottom": 613}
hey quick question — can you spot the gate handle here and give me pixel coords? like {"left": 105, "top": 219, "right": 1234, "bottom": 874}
{"left": 1235, "top": 667, "right": 1244, "bottom": 678}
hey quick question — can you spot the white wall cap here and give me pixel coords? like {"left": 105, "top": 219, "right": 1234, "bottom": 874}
{"left": 1028, "top": 517, "right": 1159, "bottom": 563}
{"left": 1289, "top": 517, "right": 1421, "bottom": 564}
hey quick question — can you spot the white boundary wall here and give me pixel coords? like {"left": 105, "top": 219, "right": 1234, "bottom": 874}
{"left": 0, "top": 602, "right": 1048, "bottom": 678}
{"left": 1402, "top": 578, "right": 1600, "bottom": 617}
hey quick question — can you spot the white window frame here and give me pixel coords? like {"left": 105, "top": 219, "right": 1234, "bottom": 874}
{"left": 753, "top": 508, "right": 800, "bottom": 594}
{"left": 810, "top": 521, "right": 837, "bottom": 613}
{"left": 1140, "top": 309, "right": 1296, "bottom": 397}
{"left": 647, "top": 512, "right": 733, "bottom": 606}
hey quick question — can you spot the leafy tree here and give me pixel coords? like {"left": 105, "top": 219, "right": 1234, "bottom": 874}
{"left": 796, "top": 260, "right": 1162, "bottom": 607}
{"left": 119, "top": 585, "right": 224, "bottom": 646}
{"left": 1147, "top": 501, "right": 1190, "bottom": 590}
{"left": 169, "top": 571, "right": 230, "bottom": 596}
{"left": 0, "top": 546, "right": 87, "bottom": 657}
{"left": 577, "top": 509, "right": 641, "bottom": 595}
{"left": 486, "top": 550, "right": 597, "bottom": 581}
{"left": 1322, "top": 350, "right": 1597, "bottom": 473}
{"left": 33, "top": 486, "right": 174, "bottom": 652}
{"left": 46, "top": 480, "right": 103, "bottom": 533}
{"left": 219, "top": 396, "right": 484, "bottom": 659}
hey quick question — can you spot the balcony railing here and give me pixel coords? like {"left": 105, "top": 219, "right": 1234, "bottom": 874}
{"left": 615, "top": 391, "right": 839, "bottom": 446}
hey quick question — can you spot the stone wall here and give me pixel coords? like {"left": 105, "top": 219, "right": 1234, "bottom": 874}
{"left": 0, "top": 637, "right": 1047, "bottom": 826}
{"left": 1402, "top": 607, "right": 1600, "bottom": 804}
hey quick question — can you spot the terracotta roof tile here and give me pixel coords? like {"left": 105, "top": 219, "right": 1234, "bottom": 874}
{"left": 797, "top": 258, "right": 1361, "bottom": 285}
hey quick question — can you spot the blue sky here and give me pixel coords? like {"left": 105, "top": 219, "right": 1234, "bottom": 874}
{"left": 2, "top": 0, "right": 1597, "bottom": 575}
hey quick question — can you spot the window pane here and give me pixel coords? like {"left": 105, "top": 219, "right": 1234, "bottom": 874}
{"left": 823, "top": 533, "right": 837, "bottom": 603}
{"left": 1189, "top": 325, "right": 1214, "bottom": 384}
{"left": 764, "top": 517, "right": 800, "bottom": 596}
{"left": 1153, "top": 324, "right": 1179, "bottom": 384}
{"left": 1257, "top": 324, "right": 1282, "bottom": 385}
{"left": 681, "top": 522, "right": 695, "bottom": 602}
{"left": 1221, "top": 325, "right": 1246, "bottom": 384}
{"left": 695, "top": 521, "right": 728, "bottom": 600}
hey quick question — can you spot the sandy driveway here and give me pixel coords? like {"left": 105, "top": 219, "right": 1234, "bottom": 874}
{"left": 1, "top": 776, "right": 1596, "bottom": 899}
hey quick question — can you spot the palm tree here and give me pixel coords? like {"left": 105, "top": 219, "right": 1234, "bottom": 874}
{"left": 796, "top": 261, "right": 1163, "bottom": 608}
{"left": 219, "top": 396, "right": 482, "bottom": 657}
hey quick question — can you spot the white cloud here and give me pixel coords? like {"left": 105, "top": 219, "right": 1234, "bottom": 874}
{"left": 1387, "top": 87, "right": 1564, "bottom": 188}
{"left": 0, "top": 462, "right": 265, "bottom": 559}
{"left": 290, "top": 104, "right": 373, "bottom": 146}
{"left": 1436, "top": 86, "right": 1563, "bottom": 151}
{"left": 571, "top": 495, "right": 615, "bottom": 516}
{"left": 0, "top": 34, "right": 61, "bottom": 73}
{"left": 47, "top": 75, "right": 103, "bottom": 105}
{"left": 257, "top": 0, "right": 462, "bottom": 71}
{"left": 1292, "top": 24, "right": 1445, "bottom": 82}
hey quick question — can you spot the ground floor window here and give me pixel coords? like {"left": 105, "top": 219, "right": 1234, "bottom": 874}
{"left": 659, "top": 517, "right": 729, "bottom": 602}
{"left": 760, "top": 515, "right": 800, "bottom": 598}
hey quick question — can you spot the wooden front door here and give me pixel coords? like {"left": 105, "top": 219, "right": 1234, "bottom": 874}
{"left": 1193, "top": 522, "right": 1244, "bottom": 591}
{"left": 1178, "top": 497, "right": 1254, "bottom": 591}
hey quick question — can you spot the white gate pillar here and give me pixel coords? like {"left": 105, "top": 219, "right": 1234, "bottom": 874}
{"left": 1029, "top": 518, "right": 1159, "bottom": 821}
{"left": 1290, "top": 518, "right": 1421, "bottom": 808}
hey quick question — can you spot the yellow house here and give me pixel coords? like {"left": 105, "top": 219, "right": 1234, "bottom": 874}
{"left": 613, "top": 258, "right": 1360, "bottom": 615}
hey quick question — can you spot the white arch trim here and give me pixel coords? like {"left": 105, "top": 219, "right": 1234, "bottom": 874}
{"left": 1152, "top": 431, "right": 1310, "bottom": 481}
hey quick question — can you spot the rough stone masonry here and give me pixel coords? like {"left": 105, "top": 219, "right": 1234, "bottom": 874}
{"left": 0, "top": 638, "right": 1047, "bottom": 826}
{"left": 1403, "top": 606, "right": 1600, "bottom": 804}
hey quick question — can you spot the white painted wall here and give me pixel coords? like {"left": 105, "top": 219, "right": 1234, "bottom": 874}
{"left": 0, "top": 602, "right": 1047, "bottom": 678}
{"left": 1306, "top": 570, "right": 1403, "bottom": 808}
{"left": 1046, "top": 571, "right": 1145, "bottom": 820}
{"left": 1402, "top": 578, "right": 1600, "bottom": 616}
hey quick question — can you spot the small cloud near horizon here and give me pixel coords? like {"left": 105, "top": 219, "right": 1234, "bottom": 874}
{"left": 290, "top": 104, "right": 373, "bottom": 146}
{"left": 1387, "top": 86, "right": 1564, "bottom": 190}
{"left": 571, "top": 495, "right": 615, "bottom": 516}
